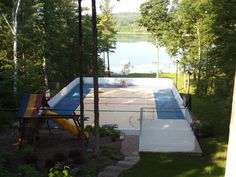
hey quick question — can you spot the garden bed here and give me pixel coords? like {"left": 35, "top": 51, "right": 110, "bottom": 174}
{"left": 0, "top": 128, "right": 124, "bottom": 177}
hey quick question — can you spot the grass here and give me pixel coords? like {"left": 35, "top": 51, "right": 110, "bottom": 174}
{"left": 120, "top": 138, "right": 227, "bottom": 177}
{"left": 113, "top": 73, "right": 156, "bottom": 78}
{"left": 114, "top": 73, "right": 230, "bottom": 177}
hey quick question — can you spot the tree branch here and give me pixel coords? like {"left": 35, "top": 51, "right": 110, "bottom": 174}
{"left": 0, "top": 8, "right": 14, "bottom": 35}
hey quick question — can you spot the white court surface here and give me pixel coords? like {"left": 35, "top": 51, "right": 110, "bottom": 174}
{"left": 82, "top": 87, "right": 156, "bottom": 129}
{"left": 139, "top": 119, "right": 202, "bottom": 153}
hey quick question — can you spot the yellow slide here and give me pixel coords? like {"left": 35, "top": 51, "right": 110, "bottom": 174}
{"left": 45, "top": 111, "right": 89, "bottom": 139}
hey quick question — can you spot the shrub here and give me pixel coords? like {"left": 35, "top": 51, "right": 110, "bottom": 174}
{"left": 191, "top": 121, "right": 214, "bottom": 138}
{"left": 17, "top": 164, "right": 43, "bottom": 177}
{"left": 84, "top": 125, "right": 94, "bottom": 133}
{"left": 0, "top": 151, "right": 13, "bottom": 177}
{"left": 83, "top": 160, "right": 97, "bottom": 177}
{"left": 48, "top": 163, "right": 74, "bottom": 177}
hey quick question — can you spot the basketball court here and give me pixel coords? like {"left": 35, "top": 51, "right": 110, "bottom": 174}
{"left": 49, "top": 77, "right": 201, "bottom": 153}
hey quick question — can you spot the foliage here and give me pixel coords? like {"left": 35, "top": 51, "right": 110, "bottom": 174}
{"left": 82, "top": 160, "right": 97, "bottom": 177}
{"left": 0, "top": 0, "right": 109, "bottom": 110}
{"left": 113, "top": 13, "right": 148, "bottom": 34}
{"left": 100, "top": 145, "right": 122, "bottom": 161}
{"left": 0, "top": 110, "right": 16, "bottom": 132}
{"left": 139, "top": 0, "right": 170, "bottom": 46}
{"left": 48, "top": 163, "right": 74, "bottom": 177}
{"left": 97, "top": 0, "right": 117, "bottom": 75}
{"left": 0, "top": 151, "right": 13, "bottom": 177}
{"left": 191, "top": 121, "right": 214, "bottom": 138}
{"left": 139, "top": 0, "right": 236, "bottom": 98}
{"left": 17, "top": 164, "right": 43, "bottom": 177}
{"left": 85, "top": 125, "right": 120, "bottom": 141}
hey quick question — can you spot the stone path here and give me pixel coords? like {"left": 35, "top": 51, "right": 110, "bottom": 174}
{"left": 98, "top": 135, "right": 140, "bottom": 177}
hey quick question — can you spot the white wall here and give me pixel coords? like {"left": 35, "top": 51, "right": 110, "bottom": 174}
{"left": 225, "top": 70, "right": 236, "bottom": 177}
{"left": 48, "top": 78, "right": 80, "bottom": 107}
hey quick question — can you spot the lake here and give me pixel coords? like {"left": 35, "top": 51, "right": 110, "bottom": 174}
{"left": 106, "top": 34, "right": 175, "bottom": 74}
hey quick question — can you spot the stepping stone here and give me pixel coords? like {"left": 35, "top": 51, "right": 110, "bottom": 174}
{"left": 117, "top": 160, "right": 137, "bottom": 168}
{"left": 125, "top": 155, "right": 140, "bottom": 162}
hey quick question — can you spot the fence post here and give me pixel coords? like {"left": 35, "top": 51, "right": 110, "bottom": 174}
{"left": 140, "top": 108, "right": 143, "bottom": 135}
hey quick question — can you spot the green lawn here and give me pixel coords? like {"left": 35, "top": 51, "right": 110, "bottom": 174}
{"left": 115, "top": 73, "right": 230, "bottom": 177}
{"left": 120, "top": 138, "right": 227, "bottom": 177}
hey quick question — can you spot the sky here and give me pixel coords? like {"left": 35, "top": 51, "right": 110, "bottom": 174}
{"left": 82, "top": 0, "right": 148, "bottom": 14}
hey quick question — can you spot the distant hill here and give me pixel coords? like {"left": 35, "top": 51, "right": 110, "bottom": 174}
{"left": 113, "top": 12, "right": 141, "bottom": 26}
{"left": 112, "top": 12, "right": 148, "bottom": 34}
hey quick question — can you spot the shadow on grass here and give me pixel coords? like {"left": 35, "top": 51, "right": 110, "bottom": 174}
{"left": 120, "top": 138, "right": 227, "bottom": 177}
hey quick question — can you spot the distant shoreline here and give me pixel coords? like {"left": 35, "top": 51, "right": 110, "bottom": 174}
{"left": 117, "top": 32, "right": 151, "bottom": 35}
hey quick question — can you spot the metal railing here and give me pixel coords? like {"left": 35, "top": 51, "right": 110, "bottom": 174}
{"left": 140, "top": 107, "right": 157, "bottom": 135}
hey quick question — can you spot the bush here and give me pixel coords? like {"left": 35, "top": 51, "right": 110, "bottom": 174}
{"left": 191, "top": 121, "right": 214, "bottom": 138}
{"left": 48, "top": 163, "right": 74, "bottom": 177}
{"left": 82, "top": 160, "right": 97, "bottom": 177}
{"left": 0, "top": 110, "right": 16, "bottom": 133}
{"left": 85, "top": 125, "right": 120, "bottom": 141}
{"left": 0, "top": 151, "right": 13, "bottom": 177}
{"left": 100, "top": 127, "right": 120, "bottom": 141}
{"left": 17, "top": 164, "right": 43, "bottom": 177}
{"left": 84, "top": 125, "right": 94, "bottom": 133}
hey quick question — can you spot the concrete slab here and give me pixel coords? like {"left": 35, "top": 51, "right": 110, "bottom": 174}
{"left": 139, "top": 119, "right": 202, "bottom": 153}
{"left": 80, "top": 87, "right": 156, "bottom": 129}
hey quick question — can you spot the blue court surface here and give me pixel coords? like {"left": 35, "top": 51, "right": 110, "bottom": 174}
{"left": 154, "top": 89, "right": 184, "bottom": 119}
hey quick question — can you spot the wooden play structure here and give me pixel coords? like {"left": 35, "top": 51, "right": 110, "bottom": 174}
{"left": 18, "top": 94, "right": 89, "bottom": 146}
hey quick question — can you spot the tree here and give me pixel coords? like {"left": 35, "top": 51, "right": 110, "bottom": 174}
{"left": 139, "top": 0, "right": 170, "bottom": 78}
{"left": 166, "top": 0, "right": 216, "bottom": 94}
{"left": 92, "top": 0, "right": 100, "bottom": 156}
{"left": 97, "top": 0, "right": 117, "bottom": 76}
{"left": 139, "top": 0, "right": 170, "bottom": 46}
{"left": 210, "top": 0, "right": 236, "bottom": 96}
{"left": 0, "top": 0, "right": 21, "bottom": 97}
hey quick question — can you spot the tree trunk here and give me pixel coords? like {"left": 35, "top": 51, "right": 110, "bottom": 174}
{"left": 78, "top": 0, "right": 85, "bottom": 144}
{"left": 92, "top": 0, "right": 100, "bottom": 156}
{"left": 12, "top": 0, "right": 21, "bottom": 97}
{"left": 107, "top": 49, "right": 110, "bottom": 77}
{"left": 155, "top": 37, "right": 159, "bottom": 78}
{"left": 42, "top": 57, "right": 48, "bottom": 90}
{"left": 196, "top": 22, "right": 202, "bottom": 94}
{"left": 183, "top": 64, "right": 186, "bottom": 92}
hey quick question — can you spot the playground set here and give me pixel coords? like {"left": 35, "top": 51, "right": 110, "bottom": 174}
{"left": 17, "top": 93, "right": 89, "bottom": 147}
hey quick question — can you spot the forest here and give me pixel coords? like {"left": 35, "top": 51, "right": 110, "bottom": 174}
{"left": 0, "top": 0, "right": 116, "bottom": 108}
{"left": 113, "top": 12, "right": 148, "bottom": 33}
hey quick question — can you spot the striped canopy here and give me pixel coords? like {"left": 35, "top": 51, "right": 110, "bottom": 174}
{"left": 18, "top": 94, "right": 49, "bottom": 118}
